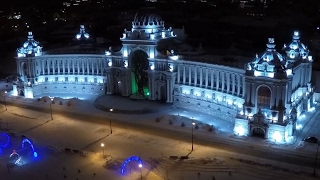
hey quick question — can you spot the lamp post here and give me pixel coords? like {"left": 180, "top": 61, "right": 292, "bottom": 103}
{"left": 191, "top": 117, "right": 195, "bottom": 151}
{"left": 50, "top": 98, "right": 53, "bottom": 120}
{"left": 109, "top": 108, "right": 113, "bottom": 134}
{"left": 313, "top": 140, "right": 319, "bottom": 176}
{"left": 101, "top": 143, "right": 105, "bottom": 157}
{"left": 3, "top": 91, "right": 7, "bottom": 111}
{"left": 138, "top": 163, "right": 142, "bottom": 180}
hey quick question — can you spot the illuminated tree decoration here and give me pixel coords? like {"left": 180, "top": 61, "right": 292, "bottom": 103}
{"left": 0, "top": 132, "right": 10, "bottom": 148}
{"left": 21, "top": 138, "right": 38, "bottom": 158}
{"left": 121, "top": 156, "right": 143, "bottom": 174}
{"left": 131, "top": 50, "right": 149, "bottom": 96}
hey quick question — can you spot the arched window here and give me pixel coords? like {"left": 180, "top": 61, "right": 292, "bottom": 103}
{"left": 257, "top": 86, "right": 271, "bottom": 108}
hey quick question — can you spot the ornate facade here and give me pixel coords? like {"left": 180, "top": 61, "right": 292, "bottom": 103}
{"left": 13, "top": 14, "right": 314, "bottom": 142}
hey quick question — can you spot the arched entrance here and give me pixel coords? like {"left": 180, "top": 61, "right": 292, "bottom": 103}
{"left": 257, "top": 86, "right": 271, "bottom": 109}
{"left": 251, "top": 127, "right": 265, "bottom": 138}
{"left": 130, "top": 50, "right": 149, "bottom": 96}
{"left": 160, "top": 86, "right": 166, "bottom": 102}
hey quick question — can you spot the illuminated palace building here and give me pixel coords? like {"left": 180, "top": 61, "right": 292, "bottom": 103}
{"left": 14, "top": 14, "right": 314, "bottom": 142}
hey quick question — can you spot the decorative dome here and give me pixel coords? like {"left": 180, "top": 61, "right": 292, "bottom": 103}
{"left": 283, "top": 31, "right": 310, "bottom": 61}
{"left": 247, "top": 38, "right": 289, "bottom": 79}
{"left": 133, "top": 13, "right": 162, "bottom": 24}
{"left": 132, "top": 12, "right": 164, "bottom": 30}
{"left": 17, "top": 32, "right": 42, "bottom": 58}
{"left": 121, "top": 10, "right": 175, "bottom": 41}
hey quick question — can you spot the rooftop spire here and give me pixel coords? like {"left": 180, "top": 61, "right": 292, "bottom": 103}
{"left": 293, "top": 31, "right": 300, "bottom": 41}
{"left": 266, "top": 38, "right": 276, "bottom": 51}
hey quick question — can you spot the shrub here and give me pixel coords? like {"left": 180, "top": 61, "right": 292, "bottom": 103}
{"left": 208, "top": 125, "right": 214, "bottom": 132}
{"left": 155, "top": 117, "right": 160, "bottom": 123}
{"left": 195, "top": 124, "right": 199, "bottom": 129}
{"left": 181, "top": 122, "right": 185, "bottom": 127}
{"left": 59, "top": 101, "right": 63, "bottom": 105}
{"left": 169, "top": 119, "right": 173, "bottom": 125}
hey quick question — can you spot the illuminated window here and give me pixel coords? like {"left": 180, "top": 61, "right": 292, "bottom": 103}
{"left": 257, "top": 86, "right": 271, "bottom": 108}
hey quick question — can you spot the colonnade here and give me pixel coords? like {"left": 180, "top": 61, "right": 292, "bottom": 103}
{"left": 35, "top": 57, "right": 107, "bottom": 76}
{"left": 176, "top": 64, "right": 244, "bottom": 97}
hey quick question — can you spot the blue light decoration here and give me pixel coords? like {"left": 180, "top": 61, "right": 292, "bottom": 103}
{"left": 0, "top": 147, "right": 2, "bottom": 154}
{"left": 21, "top": 138, "right": 37, "bottom": 158}
{"left": 121, "top": 156, "right": 143, "bottom": 174}
{"left": 0, "top": 132, "right": 10, "bottom": 148}
{"left": 9, "top": 150, "right": 21, "bottom": 165}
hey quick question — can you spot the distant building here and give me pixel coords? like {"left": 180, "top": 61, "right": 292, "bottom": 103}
{"left": 13, "top": 13, "right": 314, "bottom": 143}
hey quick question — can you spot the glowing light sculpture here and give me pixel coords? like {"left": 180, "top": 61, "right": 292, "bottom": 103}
{"left": 0, "top": 132, "right": 10, "bottom": 148}
{"left": 21, "top": 138, "right": 37, "bottom": 158}
{"left": 121, "top": 156, "right": 143, "bottom": 174}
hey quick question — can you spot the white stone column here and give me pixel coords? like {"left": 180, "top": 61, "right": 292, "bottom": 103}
{"left": 205, "top": 68, "right": 208, "bottom": 88}
{"left": 216, "top": 71, "right": 219, "bottom": 90}
{"left": 222, "top": 71, "right": 225, "bottom": 92}
{"left": 200, "top": 67, "right": 203, "bottom": 87}
{"left": 147, "top": 70, "right": 157, "bottom": 100}
{"left": 194, "top": 66, "right": 197, "bottom": 86}
{"left": 62, "top": 59, "right": 65, "bottom": 74}
{"left": 183, "top": 66, "right": 186, "bottom": 84}
{"left": 211, "top": 70, "right": 214, "bottom": 89}
{"left": 177, "top": 65, "right": 180, "bottom": 84}
{"left": 250, "top": 82, "right": 255, "bottom": 107}
{"left": 232, "top": 73, "right": 235, "bottom": 94}
{"left": 57, "top": 59, "right": 60, "bottom": 74}
{"left": 92, "top": 60, "right": 94, "bottom": 74}
{"left": 226, "top": 72, "right": 230, "bottom": 93}
{"left": 72, "top": 60, "right": 75, "bottom": 74}
{"left": 47, "top": 59, "right": 50, "bottom": 75}
{"left": 165, "top": 72, "right": 176, "bottom": 103}
{"left": 188, "top": 66, "right": 191, "bottom": 85}
{"left": 52, "top": 59, "right": 55, "bottom": 75}
{"left": 77, "top": 60, "right": 80, "bottom": 74}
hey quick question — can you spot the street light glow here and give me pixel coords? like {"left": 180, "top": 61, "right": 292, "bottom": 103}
{"left": 192, "top": 122, "right": 195, "bottom": 125}
{"left": 110, "top": 108, "right": 113, "bottom": 112}
{"left": 139, "top": 164, "right": 142, "bottom": 168}
{"left": 101, "top": 143, "right": 104, "bottom": 147}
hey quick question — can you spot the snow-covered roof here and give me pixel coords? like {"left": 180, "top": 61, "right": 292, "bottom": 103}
{"left": 246, "top": 38, "right": 289, "bottom": 79}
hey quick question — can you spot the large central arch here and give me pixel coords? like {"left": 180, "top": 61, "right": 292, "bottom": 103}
{"left": 257, "top": 85, "right": 271, "bottom": 108}
{"left": 129, "top": 49, "right": 149, "bottom": 96}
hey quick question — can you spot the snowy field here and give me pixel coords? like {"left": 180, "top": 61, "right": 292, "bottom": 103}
{"left": 0, "top": 86, "right": 319, "bottom": 179}
{"left": 0, "top": 103, "right": 318, "bottom": 180}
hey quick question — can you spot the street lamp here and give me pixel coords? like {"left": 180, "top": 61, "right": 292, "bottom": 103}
{"left": 3, "top": 91, "right": 7, "bottom": 111}
{"left": 50, "top": 98, "right": 53, "bottom": 120}
{"left": 191, "top": 117, "right": 195, "bottom": 151}
{"left": 109, "top": 108, "right": 113, "bottom": 134}
{"left": 138, "top": 163, "right": 142, "bottom": 180}
{"left": 101, "top": 143, "right": 105, "bottom": 157}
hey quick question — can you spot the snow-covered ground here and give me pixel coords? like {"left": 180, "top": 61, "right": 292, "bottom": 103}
{"left": 0, "top": 88, "right": 319, "bottom": 179}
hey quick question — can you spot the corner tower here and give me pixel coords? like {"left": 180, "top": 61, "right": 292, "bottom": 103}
{"left": 14, "top": 32, "right": 43, "bottom": 98}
